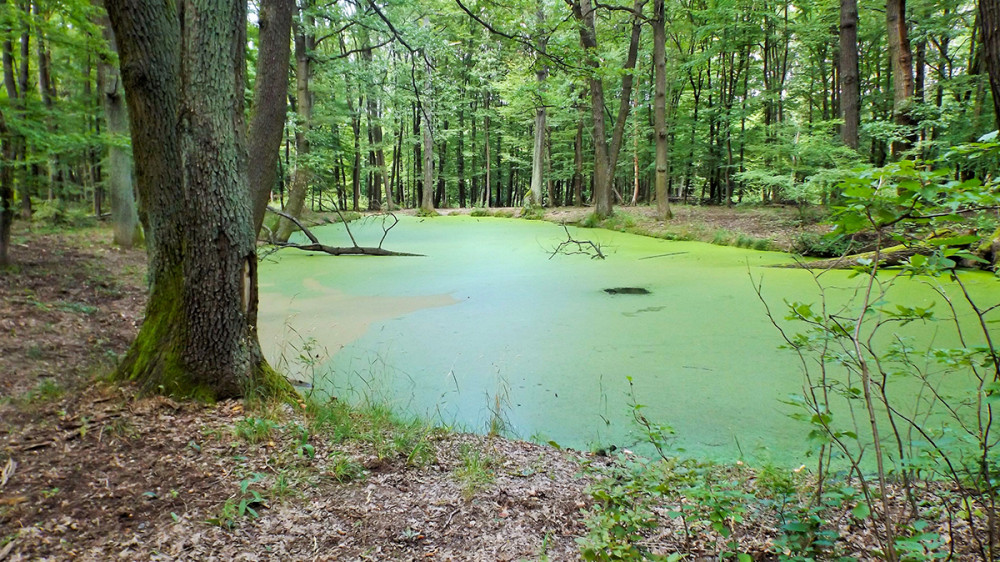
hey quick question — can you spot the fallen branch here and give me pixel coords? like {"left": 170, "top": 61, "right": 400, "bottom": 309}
{"left": 780, "top": 230, "right": 965, "bottom": 270}
{"left": 550, "top": 224, "right": 605, "bottom": 260}
{"left": 265, "top": 207, "right": 422, "bottom": 257}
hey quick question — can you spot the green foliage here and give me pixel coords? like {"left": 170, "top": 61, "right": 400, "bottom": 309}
{"left": 453, "top": 443, "right": 498, "bottom": 500}
{"left": 326, "top": 451, "right": 366, "bottom": 483}
{"left": 520, "top": 205, "right": 546, "bottom": 221}
{"left": 208, "top": 473, "right": 268, "bottom": 528}
{"left": 760, "top": 146, "right": 1000, "bottom": 560}
{"left": 578, "top": 457, "right": 664, "bottom": 561}
{"left": 579, "top": 212, "right": 636, "bottom": 232}
{"left": 790, "top": 232, "right": 852, "bottom": 257}
{"left": 233, "top": 417, "right": 279, "bottom": 444}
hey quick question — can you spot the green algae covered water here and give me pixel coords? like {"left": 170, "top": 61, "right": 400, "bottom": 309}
{"left": 258, "top": 215, "right": 998, "bottom": 466}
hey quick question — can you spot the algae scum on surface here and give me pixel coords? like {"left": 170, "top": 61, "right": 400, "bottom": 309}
{"left": 258, "top": 215, "right": 997, "bottom": 466}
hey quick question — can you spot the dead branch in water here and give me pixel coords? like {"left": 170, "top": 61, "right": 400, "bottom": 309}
{"left": 550, "top": 224, "right": 605, "bottom": 260}
{"left": 263, "top": 207, "right": 422, "bottom": 257}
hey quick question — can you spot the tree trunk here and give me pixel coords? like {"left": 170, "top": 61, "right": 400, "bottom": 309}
{"left": 887, "top": 0, "right": 915, "bottom": 154}
{"left": 2, "top": 0, "right": 25, "bottom": 236}
{"left": 980, "top": 0, "right": 1000, "bottom": 128}
{"left": 653, "top": 0, "right": 671, "bottom": 219}
{"left": 570, "top": 0, "right": 643, "bottom": 219}
{"left": 276, "top": 5, "right": 313, "bottom": 242}
{"left": 572, "top": 105, "right": 583, "bottom": 206}
{"left": 96, "top": 9, "right": 142, "bottom": 248}
{"left": 248, "top": 0, "right": 293, "bottom": 235}
{"left": 435, "top": 120, "right": 447, "bottom": 207}
{"left": 0, "top": 107, "right": 12, "bottom": 267}
{"left": 105, "top": 0, "right": 288, "bottom": 400}
{"left": 420, "top": 30, "right": 435, "bottom": 214}
{"left": 840, "top": 0, "right": 860, "bottom": 149}
{"left": 528, "top": 1, "right": 547, "bottom": 207}
{"left": 33, "top": 1, "right": 59, "bottom": 200}
{"left": 484, "top": 94, "right": 491, "bottom": 207}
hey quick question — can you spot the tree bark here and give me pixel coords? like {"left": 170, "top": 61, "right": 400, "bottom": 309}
{"left": 420, "top": 45, "right": 435, "bottom": 212}
{"left": 528, "top": 1, "right": 547, "bottom": 208}
{"left": 980, "top": 0, "right": 1000, "bottom": 128}
{"left": 840, "top": 0, "right": 860, "bottom": 149}
{"left": 652, "top": 0, "right": 671, "bottom": 219}
{"left": 572, "top": 101, "right": 584, "bottom": 206}
{"left": 886, "top": 0, "right": 916, "bottom": 154}
{"left": 0, "top": 107, "right": 12, "bottom": 267}
{"left": 570, "top": 0, "right": 644, "bottom": 219}
{"left": 276, "top": 4, "right": 313, "bottom": 242}
{"left": 97, "top": 9, "right": 142, "bottom": 248}
{"left": 106, "top": 0, "right": 288, "bottom": 400}
{"left": 249, "top": 0, "right": 293, "bottom": 235}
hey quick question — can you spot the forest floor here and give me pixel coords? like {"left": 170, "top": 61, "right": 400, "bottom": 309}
{"left": 0, "top": 206, "right": 984, "bottom": 561}
{"left": 440, "top": 203, "right": 824, "bottom": 252}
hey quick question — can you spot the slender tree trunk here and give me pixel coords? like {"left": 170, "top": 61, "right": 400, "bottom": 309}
{"left": 484, "top": 93, "right": 491, "bottom": 207}
{"left": 528, "top": 1, "right": 547, "bottom": 207}
{"left": 420, "top": 29, "right": 435, "bottom": 213}
{"left": 248, "top": 0, "right": 293, "bottom": 235}
{"left": 15, "top": 5, "right": 30, "bottom": 219}
{"left": 840, "top": 0, "right": 860, "bottom": 149}
{"left": 435, "top": 119, "right": 447, "bottom": 207}
{"left": 570, "top": 0, "right": 644, "bottom": 219}
{"left": 887, "top": 0, "right": 916, "bottom": 154}
{"left": 572, "top": 105, "right": 583, "bottom": 206}
{"left": 98, "top": 12, "right": 141, "bottom": 247}
{"left": 276, "top": 5, "right": 313, "bottom": 242}
{"left": 653, "top": 0, "right": 671, "bottom": 219}
{"left": 0, "top": 107, "right": 12, "bottom": 267}
{"left": 33, "top": 1, "right": 58, "bottom": 200}
{"left": 2, "top": 0, "right": 25, "bottom": 231}
{"left": 106, "top": 0, "right": 286, "bottom": 399}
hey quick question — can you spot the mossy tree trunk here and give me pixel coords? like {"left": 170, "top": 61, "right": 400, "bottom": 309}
{"left": 105, "top": 0, "right": 290, "bottom": 401}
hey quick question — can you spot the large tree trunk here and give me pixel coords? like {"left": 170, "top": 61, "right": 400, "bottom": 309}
{"left": 276, "top": 5, "right": 313, "bottom": 242}
{"left": 98, "top": 10, "right": 141, "bottom": 248}
{"left": 249, "top": 0, "right": 293, "bottom": 235}
{"left": 886, "top": 0, "right": 916, "bottom": 154}
{"left": 840, "top": 0, "right": 860, "bottom": 149}
{"left": 652, "top": 0, "right": 671, "bottom": 220}
{"left": 106, "top": 0, "right": 287, "bottom": 400}
{"left": 980, "top": 0, "right": 1000, "bottom": 128}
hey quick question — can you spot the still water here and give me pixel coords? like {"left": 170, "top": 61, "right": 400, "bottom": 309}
{"left": 258, "top": 215, "right": 996, "bottom": 466}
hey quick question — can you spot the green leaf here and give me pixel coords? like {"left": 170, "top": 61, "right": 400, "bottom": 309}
{"left": 851, "top": 502, "right": 870, "bottom": 519}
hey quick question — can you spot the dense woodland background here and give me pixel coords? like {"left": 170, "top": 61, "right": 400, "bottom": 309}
{"left": 1, "top": 0, "right": 999, "bottom": 230}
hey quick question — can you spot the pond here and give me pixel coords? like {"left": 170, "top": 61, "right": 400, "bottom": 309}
{"left": 258, "top": 215, "right": 997, "bottom": 466}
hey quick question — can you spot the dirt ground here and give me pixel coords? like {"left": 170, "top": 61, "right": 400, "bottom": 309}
{"left": 0, "top": 208, "right": 986, "bottom": 561}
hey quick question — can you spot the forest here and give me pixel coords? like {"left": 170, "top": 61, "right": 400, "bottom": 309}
{"left": 0, "top": 0, "right": 999, "bottom": 236}
{"left": 2, "top": 0, "right": 1000, "bottom": 560}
